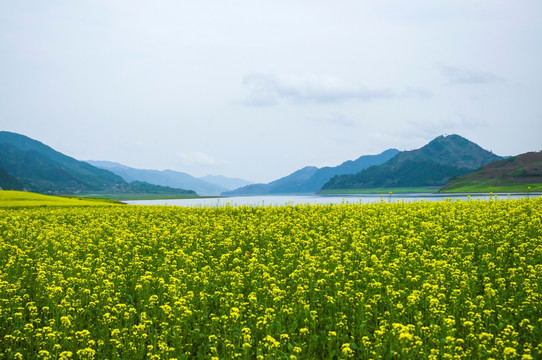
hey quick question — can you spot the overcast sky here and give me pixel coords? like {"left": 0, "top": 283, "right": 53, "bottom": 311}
{"left": 1, "top": 1, "right": 541, "bottom": 183}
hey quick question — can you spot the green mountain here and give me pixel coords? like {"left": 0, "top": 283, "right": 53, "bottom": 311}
{"left": 439, "top": 151, "right": 542, "bottom": 192}
{"left": 224, "top": 149, "right": 400, "bottom": 195}
{"left": 322, "top": 134, "right": 503, "bottom": 191}
{"left": 0, "top": 131, "right": 196, "bottom": 196}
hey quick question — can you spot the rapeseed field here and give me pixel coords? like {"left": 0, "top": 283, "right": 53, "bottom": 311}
{"left": 1, "top": 198, "right": 541, "bottom": 359}
{"left": 0, "top": 191, "right": 119, "bottom": 208}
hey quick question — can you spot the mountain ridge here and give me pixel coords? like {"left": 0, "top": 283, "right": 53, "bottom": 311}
{"left": 3, "top": 131, "right": 523, "bottom": 196}
{"left": 86, "top": 161, "right": 251, "bottom": 196}
{"left": 322, "top": 134, "right": 502, "bottom": 191}
{"left": 199, "top": 174, "right": 253, "bottom": 190}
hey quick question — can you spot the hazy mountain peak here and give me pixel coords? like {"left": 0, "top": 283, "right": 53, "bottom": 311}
{"left": 87, "top": 161, "right": 242, "bottom": 195}
{"left": 199, "top": 175, "right": 253, "bottom": 190}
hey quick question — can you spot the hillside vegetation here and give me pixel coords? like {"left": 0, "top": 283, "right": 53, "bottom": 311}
{"left": 440, "top": 151, "right": 542, "bottom": 193}
{"left": 0, "top": 166, "right": 23, "bottom": 190}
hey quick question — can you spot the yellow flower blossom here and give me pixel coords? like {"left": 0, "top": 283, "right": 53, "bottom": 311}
{"left": 0, "top": 198, "right": 541, "bottom": 358}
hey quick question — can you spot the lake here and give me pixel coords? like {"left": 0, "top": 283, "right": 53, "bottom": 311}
{"left": 123, "top": 193, "right": 532, "bottom": 207}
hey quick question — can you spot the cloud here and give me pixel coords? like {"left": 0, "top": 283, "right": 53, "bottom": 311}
{"left": 306, "top": 113, "right": 357, "bottom": 128}
{"left": 177, "top": 151, "right": 216, "bottom": 166}
{"left": 407, "top": 113, "right": 488, "bottom": 137}
{"left": 439, "top": 64, "right": 503, "bottom": 85}
{"left": 241, "top": 73, "right": 396, "bottom": 106}
{"left": 305, "top": 113, "right": 362, "bottom": 127}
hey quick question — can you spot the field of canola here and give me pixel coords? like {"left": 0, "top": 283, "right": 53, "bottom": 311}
{"left": 1, "top": 198, "right": 541, "bottom": 359}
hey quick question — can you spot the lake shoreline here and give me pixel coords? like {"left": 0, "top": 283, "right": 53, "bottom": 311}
{"left": 123, "top": 192, "right": 538, "bottom": 207}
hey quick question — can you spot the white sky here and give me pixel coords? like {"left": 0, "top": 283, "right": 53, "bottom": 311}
{"left": 1, "top": 0, "right": 541, "bottom": 183}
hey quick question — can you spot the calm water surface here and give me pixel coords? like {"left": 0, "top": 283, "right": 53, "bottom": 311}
{"left": 123, "top": 193, "right": 532, "bottom": 207}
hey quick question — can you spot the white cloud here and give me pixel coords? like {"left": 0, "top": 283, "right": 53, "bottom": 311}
{"left": 401, "top": 87, "right": 433, "bottom": 98}
{"left": 241, "top": 73, "right": 395, "bottom": 106}
{"left": 439, "top": 64, "right": 503, "bottom": 85}
{"left": 408, "top": 114, "right": 489, "bottom": 137}
{"left": 306, "top": 113, "right": 356, "bottom": 127}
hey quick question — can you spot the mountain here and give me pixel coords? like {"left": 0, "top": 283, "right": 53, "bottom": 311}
{"left": 0, "top": 131, "right": 196, "bottom": 196}
{"left": 86, "top": 161, "right": 231, "bottom": 196}
{"left": 322, "top": 134, "right": 503, "bottom": 191}
{"left": 199, "top": 175, "right": 253, "bottom": 190}
{"left": 439, "top": 151, "right": 542, "bottom": 192}
{"left": 224, "top": 148, "right": 400, "bottom": 195}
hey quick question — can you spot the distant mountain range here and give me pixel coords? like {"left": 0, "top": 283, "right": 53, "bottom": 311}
{"left": 440, "top": 151, "right": 542, "bottom": 192}
{"left": 0, "top": 131, "right": 195, "bottom": 196}
{"left": 3, "top": 131, "right": 537, "bottom": 197}
{"left": 322, "top": 134, "right": 503, "bottom": 191}
{"left": 224, "top": 149, "right": 400, "bottom": 195}
{"left": 87, "top": 161, "right": 252, "bottom": 196}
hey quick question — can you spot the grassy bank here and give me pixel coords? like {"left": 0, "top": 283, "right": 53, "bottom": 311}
{"left": 439, "top": 182, "right": 542, "bottom": 194}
